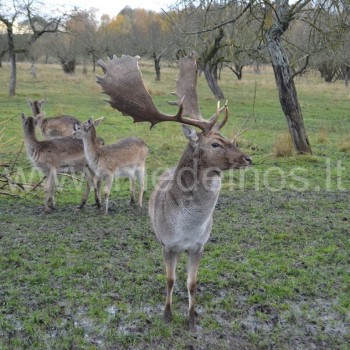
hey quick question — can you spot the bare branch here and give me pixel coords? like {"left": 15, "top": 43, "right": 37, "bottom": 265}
{"left": 291, "top": 54, "right": 310, "bottom": 79}
{"left": 164, "top": 2, "right": 252, "bottom": 35}
{"left": 232, "top": 81, "right": 257, "bottom": 142}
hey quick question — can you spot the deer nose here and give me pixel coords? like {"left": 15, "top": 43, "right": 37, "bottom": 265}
{"left": 244, "top": 156, "right": 252, "bottom": 165}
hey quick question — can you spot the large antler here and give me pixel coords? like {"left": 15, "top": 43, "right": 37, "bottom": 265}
{"left": 169, "top": 55, "right": 202, "bottom": 120}
{"left": 97, "top": 54, "right": 227, "bottom": 133}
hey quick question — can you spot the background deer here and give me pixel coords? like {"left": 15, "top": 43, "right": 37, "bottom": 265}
{"left": 27, "top": 98, "right": 86, "bottom": 139}
{"left": 73, "top": 117, "right": 149, "bottom": 215}
{"left": 21, "top": 113, "right": 102, "bottom": 213}
{"left": 96, "top": 54, "right": 252, "bottom": 330}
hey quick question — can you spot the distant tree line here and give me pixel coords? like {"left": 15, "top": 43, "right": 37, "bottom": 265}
{"left": 1, "top": 1, "right": 349, "bottom": 86}
{"left": 1, "top": 0, "right": 349, "bottom": 154}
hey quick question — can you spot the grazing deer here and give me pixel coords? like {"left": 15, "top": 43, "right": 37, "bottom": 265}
{"left": 27, "top": 98, "right": 83, "bottom": 139}
{"left": 96, "top": 54, "right": 252, "bottom": 330}
{"left": 73, "top": 118, "right": 149, "bottom": 215}
{"left": 21, "top": 113, "right": 102, "bottom": 213}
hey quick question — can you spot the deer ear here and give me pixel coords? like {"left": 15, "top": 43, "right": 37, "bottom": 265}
{"left": 94, "top": 117, "right": 104, "bottom": 127}
{"left": 182, "top": 124, "right": 198, "bottom": 142}
{"left": 73, "top": 123, "right": 80, "bottom": 131}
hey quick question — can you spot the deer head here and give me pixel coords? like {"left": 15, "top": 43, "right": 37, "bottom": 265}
{"left": 27, "top": 98, "right": 47, "bottom": 117}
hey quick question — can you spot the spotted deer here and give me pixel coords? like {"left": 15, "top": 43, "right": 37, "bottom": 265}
{"left": 73, "top": 118, "right": 149, "bottom": 215}
{"left": 27, "top": 98, "right": 84, "bottom": 139}
{"left": 21, "top": 113, "right": 102, "bottom": 213}
{"left": 96, "top": 54, "right": 252, "bottom": 330}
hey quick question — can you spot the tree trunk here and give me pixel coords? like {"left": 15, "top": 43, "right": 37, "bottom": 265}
{"left": 7, "top": 25, "right": 16, "bottom": 96}
{"left": 60, "top": 59, "right": 76, "bottom": 74}
{"left": 9, "top": 52, "right": 16, "bottom": 96}
{"left": 154, "top": 56, "right": 161, "bottom": 81}
{"left": 343, "top": 65, "right": 349, "bottom": 87}
{"left": 31, "top": 61, "right": 37, "bottom": 79}
{"left": 200, "top": 28, "right": 225, "bottom": 100}
{"left": 203, "top": 63, "right": 225, "bottom": 100}
{"left": 266, "top": 35, "right": 312, "bottom": 154}
{"left": 235, "top": 64, "right": 243, "bottom": 80}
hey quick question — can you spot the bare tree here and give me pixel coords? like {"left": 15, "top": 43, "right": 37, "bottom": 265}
{"left": 0, "top": 33, "right": 7, "bottom": 67}
{"left": 70, "top": 9, "right": 101, "bottom": 72}
{"left": 261, "top": 0, "right": 312, "bottom": 154}
{"left": 0, "top": 0, "right": 67, "bottom": 96}
{"left": 167, "top": 2, "right": 253, "bottom": 99}
{"left": 114, "top": 8, "right": 175, "bottom": 80}
{"left": 170, "top": 0, "right": 313, "bottom": 154}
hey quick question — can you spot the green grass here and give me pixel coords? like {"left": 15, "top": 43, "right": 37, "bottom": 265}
{"left": 0, "top": 60, "right": 349, "bottom": 349}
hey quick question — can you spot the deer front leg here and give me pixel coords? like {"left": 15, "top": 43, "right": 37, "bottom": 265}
{"left": 163, "top": 248, "right": 179, "bottom": 323}
{"left": 187, "top": 247, "right": 204, "bottom": 331}
{"left": 94, "top": 177, "right": 102, "bottom": 209}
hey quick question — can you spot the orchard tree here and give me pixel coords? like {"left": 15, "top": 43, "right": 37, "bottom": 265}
{"left": 0, "top": 33, "right": 7, "bottom": 67}
{"left": 96, "top": 14, "right": 116, "bottom": 59}
{"left": 0, "top": 0, "right": 67, "bottom": 96}
{"left": 170, "top": 2, "right": 253, "bottom": 99}
{"left": 171, "top": 0, "right": 315, "bottom": 154}
{"left": 47, "top": 9, "right": 99, "bottom": 74}
{"left": 260, "top": 0, "right": 313, "bottom": 154}
{"left": 104, "top": 7, "right": 175, "bottom": 80}
{"left": 70, "top": 9, "right": 101, "bottom": 72}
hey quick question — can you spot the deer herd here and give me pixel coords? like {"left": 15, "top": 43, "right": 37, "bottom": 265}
{"left": 21, "top": 54, "right": 252, "bottom": 330}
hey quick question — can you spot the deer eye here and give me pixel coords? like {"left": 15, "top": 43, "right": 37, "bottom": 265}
{"left": 212, "top": 143, "right": 222, "bottom": 149}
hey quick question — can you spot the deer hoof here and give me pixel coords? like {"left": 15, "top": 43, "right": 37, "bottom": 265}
{"left": 188, "top": 309, "right": 197, "bottom": 331}
{"left": 164, "top": 305, "right": 172, "bottom": 323}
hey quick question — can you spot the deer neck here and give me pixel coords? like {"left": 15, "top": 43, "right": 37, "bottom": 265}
{"left": 32, "top": 102, "right": 41, "bottom": 117}
{"left": 34, "top": 114, "right": 45, "bottom": 128}
{"left": 172, "top": 143, "right": 222, "bottom": 200}
{"left": 24, "top": 119, "right": 39, "bottom": 148}
{"left": 81, "top": 127, "right": 100, "bottom": 169}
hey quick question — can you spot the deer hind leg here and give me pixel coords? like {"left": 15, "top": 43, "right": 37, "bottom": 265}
{"left": 129, "top": 174, "right": 136, "bottom": 206}
{"left": 187, "top": 247, "right": 204, "bottom": 331}
{"left": 102, "top": 174, "right": 113, "bottom": 215}
{"left": 78, "top": 167, "right": 92, "bottom": 210}
{"left": 163, "top": 248, "right": 179, "bottom": 323}
{"left": 44, "top": 169, "right": 57, "bottom": 213}
{"left": 136, "top": 166, "right": 145, "bottom": 208}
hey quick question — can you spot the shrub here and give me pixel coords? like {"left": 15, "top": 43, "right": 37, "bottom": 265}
{"left": 339, "top": 137, "right": 350, "bottom": 152}
{"left": 272, "top": 132, "right": 294, "bottom": 157}
{"left": 316, "top": 125, "right": 329, "bottom": 144}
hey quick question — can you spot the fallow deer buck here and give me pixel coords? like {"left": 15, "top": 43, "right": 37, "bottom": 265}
{"left": 27, "top": 98, "right": 85, "bottom": 139}
{"left": 73, "top": 118, "right": 149, "bottom": 215}
{"left": 96, "top": 54, "right": 252, "bottom": 330}
{"left": 21, "top": 113, "right": 102, "bottom": 213}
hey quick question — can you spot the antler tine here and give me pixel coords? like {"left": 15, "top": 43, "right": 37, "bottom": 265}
{"left": 204, "top": 101, "right": 226, "bottom": 130}
{"left": 213, "top": 100, "right": 229, "bottom": 131}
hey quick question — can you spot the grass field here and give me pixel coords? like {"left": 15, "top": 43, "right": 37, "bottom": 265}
{"left": 0, "top": 59, "right": 349, "bottom": 349}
